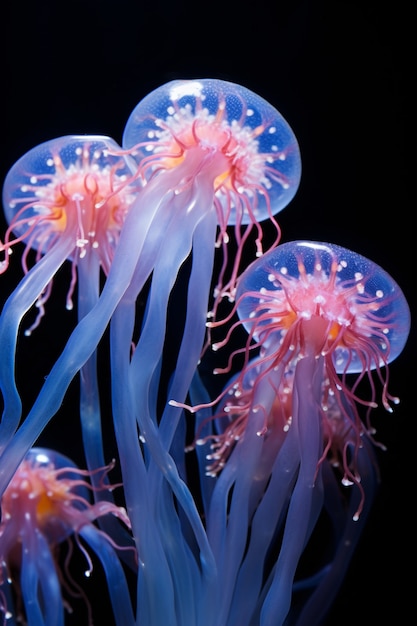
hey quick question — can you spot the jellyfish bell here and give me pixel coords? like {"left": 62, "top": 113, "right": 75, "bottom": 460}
{"left": 2, "top": 135, "right": 137, "bottom": 277}
{"left": 122, "top": 78, "right": 302, "bottom": 230}
{"left": 120, "top": 78, "right": 302, "bottom": 327}
{"left": 236, "top": 240, "right": 411, "bottom": 375}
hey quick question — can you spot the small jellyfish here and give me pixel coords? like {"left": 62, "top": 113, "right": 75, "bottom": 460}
{"left": 0, "top": 136, "right": 139, "bottom": 556}
{"left": 0, "top": 135, "right": 137, "bottom": 454}
{"left": 180, "top": 240, "right": 410, "bottom": 625}
{"left": 0, "top": 447, "right": 135, "bottom": 626}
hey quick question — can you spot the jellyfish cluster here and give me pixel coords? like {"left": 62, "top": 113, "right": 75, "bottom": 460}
{"left": 0, "top": 79, "right": 410, "bottom": 626}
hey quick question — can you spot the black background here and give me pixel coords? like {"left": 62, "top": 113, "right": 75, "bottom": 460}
{"left": 3, "top": 1, "right": 416, "bottom": 625}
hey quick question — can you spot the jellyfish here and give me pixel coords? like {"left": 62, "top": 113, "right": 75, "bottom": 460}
{"left": 0, "top": 447, "right": 135, "bottom": 626}
{"left": 0, "top": 135, "right": 137, "bottom": 457}
{"left": 0, "top": 136, "right": 140, "bottom": 557}
{"left": 107, "top": 78, "right": 301, "bottom": 618}
{"left": 109, "top": 77, "right": 301, "bottom": 455}
{"left": 177, "top": 240, "right": 410, "bottom": 625}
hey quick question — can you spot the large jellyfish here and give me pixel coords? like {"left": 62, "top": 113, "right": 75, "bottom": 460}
{"left": 0, "top": 447, "right": 135, "bottom": 626}
{"left": 104, "top": 77, "right": 301, "bottom": 624}
{"left": 115, "top": 77, "right": 301, "bottom": 448}
{"left": 179, "top": 240, "right": 410, "bottom": 625}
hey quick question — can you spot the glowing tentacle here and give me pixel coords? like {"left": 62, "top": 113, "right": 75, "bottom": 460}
{"left": 295, "top": 435, "right": 378, "bottom": 626}
{"left": 79, "top": 524, "right": 135, "bottom": 626}
{"left": 0, "top": 230, "right": 76, "bottom": 450}
{"left": 207, "top": 373, "right": 277, "bottom": 624}
{"left": 227, "top": 410, "right": 300, "bottom": 626}
{"left": 77, "top": 251, "right": 136, "bottom": 568}
{"left": 260, "top": 354, "right": 324, "bottom": 626}
{"left": 20, "top": 521, "right": 64, "bottom": 626}
{"left": 110, "top": 300, "right": 177, "bottom": 625}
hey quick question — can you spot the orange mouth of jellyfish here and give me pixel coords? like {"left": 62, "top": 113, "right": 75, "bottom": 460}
{"left": 263, "top": 268, "right": 357, "bottom": 357}
{"left": 153, "top": 105, "right": 267, "bottom": 194}
{"left": 35, "top": 155, "right": 125, "bottom": 244}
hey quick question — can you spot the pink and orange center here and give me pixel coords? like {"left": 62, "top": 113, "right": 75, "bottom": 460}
{"left": 153, "top": 109, "right": 266, "bottom": 193}
{"left": 263, "top": 275, "right": 356, "bottom": 349}
{"left": 35, "top": 171, "right": 125, "bottom": 237}
{"left": 3, "top": 463, "right": 71, "bottom": 527}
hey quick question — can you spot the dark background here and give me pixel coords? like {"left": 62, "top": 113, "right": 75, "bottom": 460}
{"left": 3, "top": 1, "right": 416, "bottom": 624}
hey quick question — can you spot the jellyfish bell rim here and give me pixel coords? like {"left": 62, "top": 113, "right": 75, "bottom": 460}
{"left": 24, "top": 446, "right": 80, "bottom": 471}
{"left": 121, "top": 78, "right": 302, "bottom": 225}
{"left": 235, "top": 240, "right": 411, "bottom": 373}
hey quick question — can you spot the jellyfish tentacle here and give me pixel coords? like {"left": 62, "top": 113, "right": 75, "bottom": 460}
{"left": 157, "top": 207, "right": 218, "bottom": 450}
{"left": 114, "top": 180, "right": 220, "bottom": 585}
{"left": 32, "top": 531, "right": 64, "bottom": 626}
{"left": 77, "top": 250, "right": 136, "bottom": 568}
{"left": 110, "top": 302, "right": 178, "bottom": 625}
{"left": 0, "top": 222, "right": 77, "bottom": 450}
{"left": 129, "top": 179, "right": 205, "bottom": 424}
{"left": 208, "top": 373, "right": 279, "bottom": 624}
{"left": 295, "top": 433, "right": 378, "bottom": 626}
{"left": 78, "top": 524, "right": 135, "bottom": 626}
{"left": 143, "top": 210, "right": 220, "bottom": 623}
{"left": 20, "top": 529, "right": 47, "bottom": 626}
{"left": 259, "top": 355, "right": 324, "bottom": 626}
{"left": 228, "top": 423, "right": 299, "bottom": 626}
{"left": 156, "top": 478, "right": 202, "bottom": 626}
{"left": 188, "top": 370, "right": 217, "bottom": 517}
{"left": 77, "top": 250, "right": 102, "bottom": 463}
